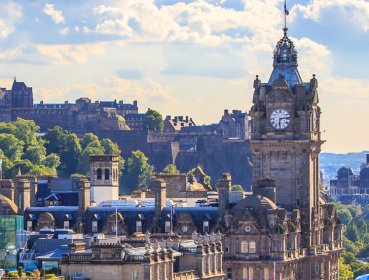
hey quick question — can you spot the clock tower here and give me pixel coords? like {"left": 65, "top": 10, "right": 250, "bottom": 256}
{"left": 249, "top": 27, "right": 323, "bottom": 249}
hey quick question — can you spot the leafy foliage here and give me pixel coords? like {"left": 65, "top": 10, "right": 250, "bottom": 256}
{"left": 231, "top": 184, "right": 244, "bottom": 191}
{"left": 126, "top": 150, "right": 155, "bottom": 190}
{"left": 162, "top": 164, "right": 180, "bottom": 174}
{"left": 0, "top": 120, "right": 124, "bottom": 178}
{"left": 144, "top": 108, "right": 163, "bottom": 132}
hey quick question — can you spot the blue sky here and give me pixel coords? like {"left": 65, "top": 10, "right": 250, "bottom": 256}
{"left": 0, "top": 0, "right": 368, "bottom": 153}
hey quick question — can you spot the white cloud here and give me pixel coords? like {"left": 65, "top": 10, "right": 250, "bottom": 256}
{"left": 35, "top": 77, "right": 177, "bottom": 106}
{"left": 36, "top": 43, "right": 106, "bottom": 64}
{"left": 92, "top": 0, "right": 283, "bottom": 46}
{"left": 59, "top": 27, "right": 69, "bottom": 35}
{"left": 0, "top": 2, "right": 22, "bottom": 39}
{"left": 43, "top": 3, "right": 65, "bottom": 25}
{"left": 292, "top": 0, "right": 369, "bottom": 31}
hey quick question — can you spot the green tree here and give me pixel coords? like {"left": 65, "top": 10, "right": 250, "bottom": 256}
{"left": 43, "top": 153, "right": 61, "bottom": 169}
{"left": 346, "top": 221, "right": 360, "bottom": 242}
{"left": 13, "top": 118, "right": 42, "bottom": 148}
{"left": 336, "top": 207, "right": 353, "bottom": 225}
{"left": 162, "top": 164, "right": 180, "bottom": 174}
{"left": 144, "top": 108, "right": 163, "bottom": 132}
{"left": 138, "top": 164, "right": 155, "bottom": 190}
{"left": 12, "top": 159, "right": 34, "bottom": 175}
{"left": 77, "top": 145, "right": 104, "bottom": 175}
{"left": 127, "top": 150, "right": 155, "bottom": 190}
{"left": 29, "top": 165, "right": 57, "bottom": 176}
{"left": 231, "top": 185, "right": 244, "bottom": 191}
{"left": 61, "top": 133, "right": 82, "bottom": 176}
{"left": 81, "top": 133, "right": 100, "bottom": 150}
{"left": 101, "top": 138, "right": 125, "bottom": 174}
{"left": 339, "top": 258, "right": 354, "bottom": 280}
{"left": 23, "top": 145, "right": 46, "bottom": 165}
{"left": 0, "top": 134, "right": 24, "bottom": 161}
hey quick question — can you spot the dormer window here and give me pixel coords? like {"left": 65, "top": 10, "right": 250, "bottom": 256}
{"left": 182, "top": 225, "right": 188, "bottom": 233}
{"left": 203, "top": 220, "right": 209, "bottom": 233}
{"left": 136, "top": 221, "right": 142, "bottom": 233}
{"left": 165, "top": 220, "right": 171, "bottom": 233}
{"left": 241, "top": 241, "right": 248, "bottom": 253}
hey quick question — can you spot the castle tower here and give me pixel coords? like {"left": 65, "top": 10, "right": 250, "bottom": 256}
{"left": 10, "top": 78, "right": 34, "bottom": 108}
{"left": 249, "top": 27, "right": 322, "bottom": 251}
{"left": 90, "top": 155, "right": 119, "bottom": 204}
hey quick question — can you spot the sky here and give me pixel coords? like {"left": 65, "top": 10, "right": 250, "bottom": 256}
{"left": 0, "top": 0, "right": 368, "bottom": 153}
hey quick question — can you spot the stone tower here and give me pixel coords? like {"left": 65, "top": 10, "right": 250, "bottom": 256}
{"left": 249, "top": 27, "right": 323, "bottom": 251}
{"left": 90, "top": 155, "right": 119, "bottom": 204}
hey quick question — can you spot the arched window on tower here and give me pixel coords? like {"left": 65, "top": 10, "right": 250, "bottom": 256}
{"left": 97, "top": 168, "right": 102, "bottom": 180}
{"left": 105, "top": 168, "right": 110, "bottom": 180}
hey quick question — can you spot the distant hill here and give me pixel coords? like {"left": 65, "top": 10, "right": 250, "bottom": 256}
{"left": 320, "top": 151, "right": 369, "bottom": 181}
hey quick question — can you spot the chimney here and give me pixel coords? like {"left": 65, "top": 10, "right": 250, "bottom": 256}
{"left": 133, "top": 100, "right": 138, "bottom": 107}
{"left": 367, "top": 154, "right": 369, "bottom": 165}
{"left": 224, "top": 109, "right": 229, "bottom": 115}
{"left": 154, "top": 179, "right": 166, "bottom": 218}
{"left": 78, "top": 179, "right": 91, "bottom": 211}
{"left": 217, "top": 173, "right": 231, "bottom": 217}
{"left": 16, "top": 179, "right": 31, "bottom": 215}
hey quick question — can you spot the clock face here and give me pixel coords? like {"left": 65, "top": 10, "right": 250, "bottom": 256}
{"left": 270, "top": 109, "right": 291, "bottom": 130}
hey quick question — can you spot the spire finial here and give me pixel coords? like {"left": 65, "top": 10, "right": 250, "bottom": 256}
{"left": 283, "top": 0, "right": 289, "bottom": 34}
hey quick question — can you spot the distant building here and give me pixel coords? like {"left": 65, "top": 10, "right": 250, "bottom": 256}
{"left": 329, "top": 154, "right": 369, "bottom": 199}
{"left": 125, "top": 113, "right": 145, "bottom": 131}
{"left": 164, "top": 115, "right": 196, "bottom": 132}
{"left": 60, "top": 233, "right": 224, "bottom": 280}
{"left": 218, "top": 109, "right": 248, "bottom": 140}
{"left": 0, "top": 80, "right": 138, "bottom": 133}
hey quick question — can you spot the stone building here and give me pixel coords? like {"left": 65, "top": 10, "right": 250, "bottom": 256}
{"left": 60, "top": 233, "right": 224, "bottom": 280}
{"left": 329, "top": 154, "right": 369, "bottom": 203}
{"left": 218, "top": 110, "right": 248, "bottom": 140}
{"left": 164, "top": 116, "right": 196, "bottom": 132}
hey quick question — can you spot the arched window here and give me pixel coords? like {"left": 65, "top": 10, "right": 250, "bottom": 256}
{"left": 97, "top": 168, "right": 102, "bottom": 180}
{"left": 249, "top": 241, "right": 256, "bottom": 253}
{"left": 241, "top": 241, "right": 248, "bottom": 253}
{"left": 264, "top": 267, "right": 270, "bottom": 280}
{"left": 105, "top": 168, "right": 110, "bottom": 180}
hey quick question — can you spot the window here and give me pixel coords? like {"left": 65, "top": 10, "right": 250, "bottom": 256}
{"left": 203, "top": 220, "right": 209, "bottom": 233}
{"left": 104, "top": 168, "right": 110, "bottom": 180}
{"left": 296, "top": 178, "right": 300, "bottom": 186}
{"left": 249, "top": 241, "right": 256, "bottom": 253}
{"left": 182, "top": 225, "right": 188, "bottom": 233}
{"left": 97, "top": 168, "right": 102, "bottom": 180}
{"left": 249, "top": 267, "right": 254, "bottom": 279}
{"left": 264, "top": 267, "right": 270, "bottom": 280}
{"left": 226, "top": 268, "right": 232, "bottom": 280}
{"left": 92, "top": 221, "right": 98, "bottom": 232}
{"left": 26, "top": 221, "right": 32, "bottom": 231}
{"left": 64, "top": 221, "right": 69, "bottom": 229}
{"left": 314, "top": 262, "right": 320, "bottom": 274}
{"left": 225, "top": 247, "right": 229, "bottom": 253}
{"left": 131, "top": 270, "right": 138, "bottom": 280}
{"left": 242, "top": 267, "right": 248, "bottom": 280}
{"left": 165, "top": 221, "right": 171, "bottom": 233}
{"left": 136, "top": 221, "right": 142, "bottom": 232}
{"left": 241, "top": 241, "right": 248, "bottom": 253}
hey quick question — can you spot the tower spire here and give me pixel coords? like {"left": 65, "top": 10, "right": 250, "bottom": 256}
{"left": 284, "top": 0, "right": 289, "bottom": 36}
